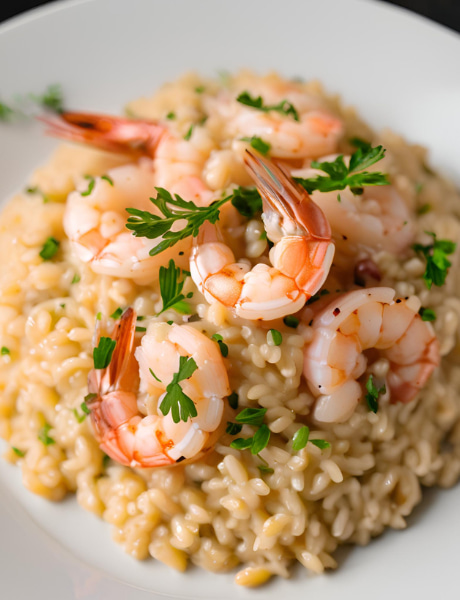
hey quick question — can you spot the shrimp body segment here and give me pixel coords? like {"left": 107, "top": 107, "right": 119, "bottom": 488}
{"left": 87, "top": 309, "right": 230, "bottom": 468}
{"left": 45, "top": 112, "right": 213, "bottom": 282}
{"left": 303, "top": 287, "right": 440, "bottom": 423}
{"left": 190, "top": 152, "right": 335, "bottom": 320}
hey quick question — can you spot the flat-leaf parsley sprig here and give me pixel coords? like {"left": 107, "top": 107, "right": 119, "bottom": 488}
{"left": 294, "top": 144, "right": 389, "bottom": 195}
{"left": 412, "top": 232, "right": 456, "bottom": 289}
{"left": 157, "top": 259, "right": 192, "bottom": 315}
{"left": 236, "top": 91, "right": 299, "bottom": 121}
{"left": 158, "top": 356, "right": 198, "bottom": 423}
{"left": 126, "top": 187, "right": 230, "bottom": 256}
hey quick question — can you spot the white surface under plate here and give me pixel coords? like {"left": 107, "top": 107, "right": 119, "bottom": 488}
{"left": 1, "top": 0, "right": 459, "bottom": 598}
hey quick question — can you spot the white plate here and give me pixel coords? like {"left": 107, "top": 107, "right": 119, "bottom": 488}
{"left": 1, "top": 1, "right": 459, "bottom": 598}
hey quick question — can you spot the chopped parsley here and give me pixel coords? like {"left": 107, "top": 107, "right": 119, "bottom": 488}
{"left": 228, "top": 391, "right": 239, "bottom": 410}
{"left": 419, "top": 307, "right": 436, "bottom": 322}
{"left": 236, "top": 91, "right": 299, "bottom": 121}
{"left": 412, "top": 232, "right": 456, "bottom": 289}
{"left": 126, "top": 187, "right": 230, "bottom": 256}
{"left": 81, "top": 176, "right": 95, "bottom": 196}
{"left": 240, "top": 136, "right": 271, "bottom": 156}
{"left": 184, "top": 124, "right": 194, "bottom": 141}
{"left": 0, "top": 102, "right": 14, "bottom": 121}
{"left": 229, "top": 186, "right": 262, "bottom": 219}
{"left": 257, "top": 464, "right": 274, "bottom": 475}
{"left": 306, "top": 289, "right": 330, "bottom": 305}
{"left": 38, "top": 423, "right": 55, "bottom": 446}
{"left": 195, "top": 85, "right": 205, "bottom": 93}
{"left": 71, "top": 273, "right": 81, "bottom": 284}
{"left": 166, "top": 111, "right": 176, "bottom": 120}
{"left": 211, "top": 333, "right": 229, "bottom": 357}
{"left": 32, "top": 84, "right": 64, "bottom": 113}
{"left": 157, "top": 259, "right": 192, "bottom": 315}
{"left": 149, "top": 368, "right": 161, "bottom": 382}
{"left": 101, "top": 174, "right": 114, "bottom": 186}
{"left": 12, "top": 447, "right": 25, "bottom": 457}
{"left": 365, "top": 374, "right": 386, "bottom": 413}
{"left": 283, "top": 315, "right": 299, "bottom": 328}
{"left": 230, "top": 424, "right": 271, "bottom": 454}
{"left": 84, "top": 392, "right": 97, "bottom": 404}
{"left": 1, "top": 347, "right": 10, "bottom": 356}
{"left": 73, "top": 402, "right": 90, "bottom": 423}
{"left": 135, "top": 326, "right": 146, "bottom": 333}
{"left": 267, "top": 329, "right": 282, "bottom": 346}
{"left": 39, "top": 237, "right": 60, "bottom": 260}
{"left": 110, "top": 307, "right": 123, "bottom": 320}
{"left": 235, "top": 407, "right": 267, "bottom": 425}
{"left": 294, "top": 144, "right": 389, "bottom": 195}
{"left": 159, "top": 356, "right": 198, "bottom": 423}
{"left": 26, "top": 186, "right": 50, "bottom": 203}
{"left": 310, "top": 439, "right": 331, "bottom": 450}
{"left": 417, "top": 203, "right": 431, "bottom": 215}
{"left": 93, "top": 337, "right": 116, "bottom": 369}
{"left": 226, "top": 422, "right": 243, "bottom": 435}
{"left": 292, "top": 426, "right": 310, "bottom": 451}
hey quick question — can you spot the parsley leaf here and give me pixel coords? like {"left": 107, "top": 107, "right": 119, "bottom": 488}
{"left": 283, "top": 316, "right": 299, "bottom": 328}
{"left": 235, "top": 407, "right": 267, "bottom": 426}
{"left": 12, "top": 447, "right": 25, "bottom": 457}
{"left": 31, "top": 84, "right": 64, "bottom": 114}
{"left": 229, "top": 186, "right": 262, "bottom": 219}
{"left": 184, "top": 124, "right": 194, "bottom": 140}
{"left": 212, "top": 333, "right": 229, "bottom": 357}
{"left": 126, "top": 187, "right": 230, "bottom": 256}
{"left": 159, "top": 356, "right": 198, "bottom": 423}
{"left": 294, "top": 145, "right": 389, "bottom": 194}
{"left": 236, "top": 91, "right": 299, "bottom": 121}
{"left": 365, "top": 374, "right": 386, "bottom": 413}
{"left": 267, "top": 329, "right": 282, "bottom": 346}
{"left": 93, "top": 337, "right": 116, "bottom": 369}
{"left": 157, "top": 259, "right": 192, "bottom": 315}
{"left": 292, "top": 425, "right": 310, "bottom": 451}
{"left": 101, "top": 174, "right": 114, "bottom": 186}
{"left": 257, "top": 464, "right": 274, "bottom": 475}
{"left": 230, "top": 424, "right": 271, "bottom": 454}
{"left": 1, "top": 347, "right": 10, "bottom": 356}
{"left": 228, "top": 391, "right": 239, "bottom": 410}
{"left": 412, "top": 232, "right": 456, "bottom": 289}
{"left": 81, "top": 176, "right": 95, "bottom": 196}
{"left": 240, "top": 136, "right": 271, "bottom": 156}
{"left": 419, "top": 307, "right": 436, "bottom": 322}
{"left": 166, "top": 111, "right": 176, "bottom": 120}
{"left": 110, "top": 307, "right": 123, "bottom": 320}
{"left": 26, "top": 185, "right": 51, "bottom": 203}
{"left": 226, "top": 422, "right": 243, "bottom": 435}
{"left": 72, "top": 403, "right": 90, "bottom": 423}
{"left": 39, "top": 237, "right": 60, "bottom": 260}
{"left": 71, "top": 273, "right": 81, "bottom": 284}
{"left": 38, "top": 423, "right": 55, "bottom": 446}
{"left": 310, "top": 439, "right": 331, "bottom": 450}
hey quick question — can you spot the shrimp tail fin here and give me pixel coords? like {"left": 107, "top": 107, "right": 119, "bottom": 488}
{"left": 39, "top": 111, "right": 165, "bottom": 156}
{"left": 244, "top": 150, "right": 332, "bottom": 241}
{"left": 108, "top": 308, "right": 138, "bottom": 390}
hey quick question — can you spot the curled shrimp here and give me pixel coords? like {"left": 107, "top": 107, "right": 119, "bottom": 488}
{"left": 87, "top": 309, "right": 230, "bottom": 467}
{"left": 42, "top": 112, "right": 213, "bottom": 282}
{"left": 190, "top": 152, "right": 335, "bottom": 320}
{"left": 292, "top": 160, "right": 415, "bottom": 257}
{"left": 303, "top": 287, "right": 440, "bottom": 424}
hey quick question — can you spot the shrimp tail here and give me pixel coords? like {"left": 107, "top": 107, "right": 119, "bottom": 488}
{"left": 39, "top": 111, "right": 165, "bottom": 156}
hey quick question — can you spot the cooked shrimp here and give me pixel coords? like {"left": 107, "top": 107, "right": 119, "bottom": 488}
{"left": 190, "top": 152, "right": 335, "bottom": 320}
{"left": 87, "top": 309, "right": 230, "bottom": 467}
{"left": 303, "top": 287, "right": 440, "bottom": 424}
{"left": 43, "top": 112, "right": 213, "bottom": 282}
{"left": 292, "top": 161, "right": 414, "bottom": 257}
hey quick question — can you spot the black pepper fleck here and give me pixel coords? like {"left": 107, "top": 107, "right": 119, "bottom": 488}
{"left": 333, "top": 307, "right": 340, "bottom": 316}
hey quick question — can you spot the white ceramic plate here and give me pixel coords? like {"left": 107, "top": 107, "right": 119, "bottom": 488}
{"left": 1, "top": 1, "right": 459, "bottom": 598}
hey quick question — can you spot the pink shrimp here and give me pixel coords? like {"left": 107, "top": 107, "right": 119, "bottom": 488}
{"left": 86, "top": 309, "right": 230, "bottom": 467}
{"left": 190, "top": 152, "right": 335, "bottom": 320}
{"left": 303, "top": 287, "right": 440, "bottom": 423}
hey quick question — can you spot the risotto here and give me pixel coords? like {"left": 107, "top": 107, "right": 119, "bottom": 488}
{"left": 1, "top": 71, "right": 460, "bottom": 587}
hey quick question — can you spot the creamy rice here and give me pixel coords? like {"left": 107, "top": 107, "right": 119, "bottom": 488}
{"left": 1, "top": 71, "right": 460, "bottom": 587}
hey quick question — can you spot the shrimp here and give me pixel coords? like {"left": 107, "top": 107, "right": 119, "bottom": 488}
{"left": 190, "top": 152, "right": 335, "bottom": 320}
{"left": 42, "top": 112, "right": 213, "bottom": 282}
{"left": 292, "top": 161, "right": 415, "bottom": 257}
{"left": 303, "top": 287, "right": 440, "bottom": 424}
{"left": 86, "top": 308, "right": 230, "bottom": 467}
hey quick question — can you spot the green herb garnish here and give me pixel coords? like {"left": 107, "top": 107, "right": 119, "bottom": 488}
{"left": 71, "top": 273, "right": 81, "bottom": 284}
{"left": 283, "top": 315, "right": 299, "bottom": 328}
{"left": 157, "top": 259, "right": 192, "bottom": 315}
{"left": 240, "top": 136, "right": 271, "bottom": 156}
{"left": 212, "top": 333, "right": 229, "bottom": 357}
{"left": 38, "top": 423, "right": 55, "bottom": 446}
{"left": 184, "top": 124, "right": 194, "bottom": 140}
{"left": 306, "top": 289, "right": 330, "bottom": 305}
{"left": 126, "top": 188, "right": 230, "bottom": 256}
{"left": 294, "top": 144, "right": 389, "bottom": 195}
{"left": 12, "top": 447, "right": 25, "bottom": 457}
{"left": 93, "top": 337, "right": 116, "bottom": 369}
{"left": 310, "top": 439, "right": 331, "bottom": 450}
{"left": 159, "top": 356, "right": 198, "bottom": 423}
{"left": 81, "top": 176, "right": 95, "bottom": 197}
{"left": 292, "top": 425, "right": 310, "bottom": 451}
{"left": 84, "top": 392, "right": 97, "bottom": 403}
{"left": 267, "top": 329, "right": 282, "bottom": 346}
{"left": 195, "top": 85, "right": 205, "bottom": 93}
{"left": 229, "top": 186, "right": 262, "bottom": 219}
{"left": 101, "top": 174, "right": 114, "bottom": 186}
{"left": 32, "top": 84, "right": 64, "bottom": 113}
{"left": 365, "top": 374, "right": 386, "bottom": 413}
{"left": 412, "top": 232, "right": 456, "bottom": 289}
{"left": 135, "top": 326, "right": 146, "bottom": 333}
{"left": 419, "top": 307, "right": 436, "bottom": 322}
{"left": 231, "top": 424, "right": 271, "bottom": 454}
{"left": 1, "top": 347, "right": 10, "bottom": 356}
{"left": 39, "top": 237, "right": 60, "bottom": 260}
{"left": 73, "top": 402, "right": 90, "bottom": 423}
{"left": 235, "top": 407, "right": 267, "bottom": 426}
{"left": 149, "top": 368, "right": 161, "bottom": 382}
{"left": 110, "top": 307, "right": 123, "bottom": 320}
{"left": 226, "top": 422, "right": 243, "bottom": 435}
{"left": 26, "top": 186, "right": 50, "bottom": 203}
{"left": 236, "top": 91, "right": 299, "bottom": 121}
{"left": 0, "top": 102, "right": 14, "bottom": 121}
{"left": 166, "top": 111, "right": 176, "bottom": 120}
{"left": 257, "top": 464, "right": 274, "bottom": 475}
{"left": 228, "top": 391, "right": 239, "bottom": 410}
